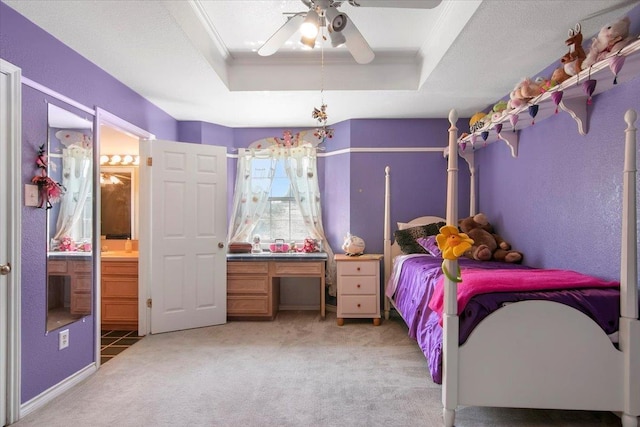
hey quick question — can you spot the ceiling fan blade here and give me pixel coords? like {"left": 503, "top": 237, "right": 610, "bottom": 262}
{"left": 341, "top": 16, "right": 374, "bottom": 64}
{"left": 581, "top": 0, "right": 638, "bottom": 21}
{"left": 348, "top": 0, "right": 442, "bottom": 9}
{"left": 258, "top": 13, "right": 305, "bottom": 57}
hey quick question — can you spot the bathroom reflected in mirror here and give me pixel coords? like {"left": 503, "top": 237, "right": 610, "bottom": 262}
{"left": 99, "top": 123, "right": 139, "bottom": 241}
{"left": 100, "top": 166, "right": 135, "bottom": 239}
{"left": 46, "top": 104, "right": 94, "bottom": 332}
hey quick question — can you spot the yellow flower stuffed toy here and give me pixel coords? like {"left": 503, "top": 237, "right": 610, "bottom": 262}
{"left": 436, "top": 225, "right": 474, "bottom": 282}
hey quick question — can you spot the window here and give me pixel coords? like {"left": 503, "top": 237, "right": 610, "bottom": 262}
{"left": 251, "top": 159, "right": 307, "bottom": 243}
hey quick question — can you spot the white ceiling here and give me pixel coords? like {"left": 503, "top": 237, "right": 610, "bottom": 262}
{"left": 6, "top": 0, "right": 639, "bottom": 128}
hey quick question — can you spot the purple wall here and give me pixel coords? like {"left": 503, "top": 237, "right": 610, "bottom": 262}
{"left": 1, "top": 1, "right": 180, "bottom": 402}
{"left": 475, "top": 5, "right": 640, "bottom": 283}
{"left": 476, "top": 77, "right": 640, "bottom": 282}
{"left": 342, "top": 119, "right": 470, "bottom": 254}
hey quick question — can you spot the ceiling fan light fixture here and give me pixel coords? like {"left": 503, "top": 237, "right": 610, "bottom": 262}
{"left": 328, "top": 27, "right": 346, "bottom": 47}
{"left": 300, "top": 9, "right": 320, "bottom": 39}
{"left": 325, "top": 7, "right": 347, "bottom": 33}
{"left": 300, "top": 33, "right": 317, "bottom": 49}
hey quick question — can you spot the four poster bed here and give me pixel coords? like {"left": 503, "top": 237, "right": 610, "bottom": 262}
{"left": 383, "top": 109, "right": 639, "bottom": 426}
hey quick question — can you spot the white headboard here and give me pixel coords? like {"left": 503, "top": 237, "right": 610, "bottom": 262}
{"left": 390, "top": 215, "right": 446, "bottom": 260}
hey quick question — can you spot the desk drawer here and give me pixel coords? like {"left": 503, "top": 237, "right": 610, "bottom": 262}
{"left": 227, "top": 261, "right": 269, "bottom": 275}
{"left": 272, "top": 261, "right": 323, "bottom": 276}
{"left": 339, "top": 276, "right": 377, "bottom": 294}
{"left": 227, "top": 296, "right": 270, "bottom": 315}
{"left": 338, "top": 295, "right": 378, "bottom": 316}
{"left": 227, "top": 276, "right": 269, "bottom": 294}
{"left": 337, "top": 261, "right": 377, "bottom": 276}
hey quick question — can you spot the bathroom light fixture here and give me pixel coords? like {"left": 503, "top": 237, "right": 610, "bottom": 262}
{"left": 100, "top": 154, "right": 140, "bottom": 166}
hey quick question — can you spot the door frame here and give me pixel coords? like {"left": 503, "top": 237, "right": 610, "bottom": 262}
{"left": 1, "top": 58, "right": 22, "bottom": 425}
{"left": 94, "top": 108, "right": 154, "bottom": 351}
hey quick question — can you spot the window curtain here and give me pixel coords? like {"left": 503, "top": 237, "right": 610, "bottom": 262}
{"left": 228, "top": 145, "right": 337, "bottom": 296}
{"left": 53, "top": 145, "right": 93, "bottom": 243}
{"left": 227, "top": 148, "right": 276, "bottom": 243}
{"left": 283, "top": 147, "right": 337, "bottom": 296}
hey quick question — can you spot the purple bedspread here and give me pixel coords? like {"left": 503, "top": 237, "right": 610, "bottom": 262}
{"left": 390, "top": 255, "right": 621, "bottom": 384}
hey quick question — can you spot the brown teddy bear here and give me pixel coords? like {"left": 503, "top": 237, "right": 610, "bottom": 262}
{"left": 458, "top": 213, "right": 523, "bottom": 263}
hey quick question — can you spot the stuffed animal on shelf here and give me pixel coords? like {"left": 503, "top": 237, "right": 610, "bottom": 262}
{"left": 551, "top": 23, "right": 587, "bottom": 84}
{"left": 458, "top": 213, "right": 523, "bottom": 263}
{"left": 508, "top": 77, "right": 544, "bottom": 110}
{"left": 582, "top": 16, "right": 633, "bottom": 70}
{"left": 469, "top": 112, "right": 488, "bottom": 133}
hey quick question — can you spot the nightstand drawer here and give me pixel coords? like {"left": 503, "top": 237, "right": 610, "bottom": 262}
{"left": 338, "top": 295, "right": 378, "bottom": 315}
{"left": 339, "top": 276, "right": 377, "bottom": 294}
{"left": 337, "top": 261, "right": 377, "bottom": 276}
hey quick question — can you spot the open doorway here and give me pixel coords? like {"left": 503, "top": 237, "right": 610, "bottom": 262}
{"left": 95, "top": 108, "right": 154, "bottom": 365}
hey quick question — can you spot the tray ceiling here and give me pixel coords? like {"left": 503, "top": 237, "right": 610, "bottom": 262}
{"left": 5, "top": 0, "right": 638, "bottom": 127}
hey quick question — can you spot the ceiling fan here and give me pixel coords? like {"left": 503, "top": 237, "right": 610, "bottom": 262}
{"left": 258, "top": 0, "right": 442, "bottom": 64}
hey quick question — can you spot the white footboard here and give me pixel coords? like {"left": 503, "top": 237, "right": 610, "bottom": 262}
{"left": 457, "top": 300, "right": 627, "bottom": 411}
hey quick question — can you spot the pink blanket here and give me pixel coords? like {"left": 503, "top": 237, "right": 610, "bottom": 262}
{"left": 428, "top": 268, "right": 619, "bottom": 321}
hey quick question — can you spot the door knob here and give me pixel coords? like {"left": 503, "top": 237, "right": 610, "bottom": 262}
{"left": 0, "top": 262, "right": 11, "bottom": 275}
{"left": 218, "top": 242, "right": 225, "bottom": 248}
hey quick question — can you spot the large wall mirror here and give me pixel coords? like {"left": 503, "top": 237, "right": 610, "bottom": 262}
{"left": 99, "top": 123, "right": 140, "bottom": 242}
{"left": 100, "top": 166, "right": 135, "bottom": 239}
{"left": 46, "top": 104, "right": 94, "bottom": 332}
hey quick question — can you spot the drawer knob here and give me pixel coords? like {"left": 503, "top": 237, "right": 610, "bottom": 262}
{"left": 357, "top": 284, "right": 361, "bottom": 288}
{"left": 357, "top": 267, "right": 361, "bottom": 271}
{"left": 357, "top": 303, "right": 361, "bottom": 308}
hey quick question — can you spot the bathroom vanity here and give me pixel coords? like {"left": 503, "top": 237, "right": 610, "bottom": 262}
{"left": 101, "top": 251, "right": 138, "bottom": 330}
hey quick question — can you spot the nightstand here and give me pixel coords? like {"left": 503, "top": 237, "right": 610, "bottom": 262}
{"left": 335, "top": 254, "right": 383, "bottom": 326}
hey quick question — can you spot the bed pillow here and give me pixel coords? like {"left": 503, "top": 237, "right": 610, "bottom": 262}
{"left": 394, "top": 222, "right": 446, "bottom": 254}
{"left": 417, "top": 235, "right": 442, "bottom": 257}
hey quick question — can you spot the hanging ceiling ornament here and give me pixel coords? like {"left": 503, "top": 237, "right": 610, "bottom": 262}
{"left": 494, "top": 123, "right": 503, "bottom": 135}
{"left": 311, "top": 32, "right": 334, "bottom": 143}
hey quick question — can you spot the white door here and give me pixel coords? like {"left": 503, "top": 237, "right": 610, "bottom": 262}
{"left": 1, "top": 59, "right": 21, "bottom": 427}
{"left": 0, "top": 60, "right": 10, "bottom": 427}
{"left": 139, "top": 140, "right": 227, "bottom": 334}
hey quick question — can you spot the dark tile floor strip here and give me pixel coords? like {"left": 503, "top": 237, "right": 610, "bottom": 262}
{"left": 100, "top": 330, "right": 142, "bottom": 364}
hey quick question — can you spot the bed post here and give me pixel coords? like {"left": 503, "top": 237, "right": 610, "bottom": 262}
{"left": 460, "top": 150, "right": 476, "bottom": 216}
{"left": 442, "top": 110, "right": 460, "bottom": 427}
{"left": 620, "top": 109, "right": 640, "bottom": 427}
{"left": 384, "top": 166, "right": 392, "bottom": 320}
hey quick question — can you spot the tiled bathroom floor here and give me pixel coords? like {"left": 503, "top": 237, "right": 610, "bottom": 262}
{"left": 100, "top": 330, "right": 143, "bottom": 364}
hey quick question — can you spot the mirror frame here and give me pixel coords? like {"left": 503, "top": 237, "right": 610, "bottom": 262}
{"left": 46, "top": 103, "right": 95, "bottom": 332}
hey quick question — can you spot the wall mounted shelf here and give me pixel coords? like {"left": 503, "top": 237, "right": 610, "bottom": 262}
{"left": 458, "top": 38, "right": 640, "bottom": 158}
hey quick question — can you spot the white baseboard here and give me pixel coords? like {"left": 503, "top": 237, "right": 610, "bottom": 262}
{"left": 20, "top": 363, "right": 97, "bottom": 419}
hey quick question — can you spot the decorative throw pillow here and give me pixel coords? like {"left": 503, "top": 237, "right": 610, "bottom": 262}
{"left": 394, "top": 222, "right": 446, "bottom": 254}
{"left": 417, "top": 235, "right": 442, "bottom": 257}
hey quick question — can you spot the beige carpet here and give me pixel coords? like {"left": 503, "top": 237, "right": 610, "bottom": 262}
{"left": 14, "top": 311, "right": 621, "bottom": 427}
